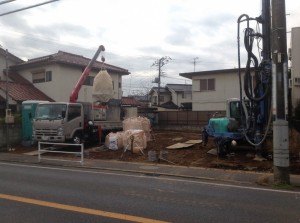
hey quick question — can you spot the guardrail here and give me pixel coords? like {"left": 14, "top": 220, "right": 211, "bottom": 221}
{"left": 38, "top": 142, "right": 84, "bottom": 165}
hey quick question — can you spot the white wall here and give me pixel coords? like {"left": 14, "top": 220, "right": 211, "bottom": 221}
{"left": 17, "top": 64, "right": 123, "bottom": 102}
{"left": 192, "top": 71, "right": 244, "bottom": 111}
{"left": 291, "top": 27, "right": 300, "bottom": 112}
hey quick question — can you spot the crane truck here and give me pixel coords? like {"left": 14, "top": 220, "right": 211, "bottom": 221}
{"left": 202, "top": 0, "right": 272, "bottom": 157}
{"left": 32, "top": 45, "right": 122, "bottom": 144}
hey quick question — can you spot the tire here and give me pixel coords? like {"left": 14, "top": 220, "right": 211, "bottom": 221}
{"left": 72, "top": 133, "right": 82, "bottom": 144}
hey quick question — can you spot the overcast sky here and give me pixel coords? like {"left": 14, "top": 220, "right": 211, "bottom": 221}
{"left": 1, "top": 0, "right": 300, "bottom": 96}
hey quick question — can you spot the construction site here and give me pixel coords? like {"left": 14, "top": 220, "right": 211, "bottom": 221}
{"left": 9, "top": 116, "right": 300, "bottom": 175}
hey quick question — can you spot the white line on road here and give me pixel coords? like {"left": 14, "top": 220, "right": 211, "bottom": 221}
{"left": 1, "top": 162, "right": 299, "bottom": 195}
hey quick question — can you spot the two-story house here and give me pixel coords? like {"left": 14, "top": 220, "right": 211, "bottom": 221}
{"left": 149, "top": 84, "right": 192, "bottom": 111}
{"left": 0, "top": 48, "right": 52, "bottom": 115}
{"left": 9, "top": 50, "right": 130, "bottom": 103}
{"left": 0, "top": 48, "right": 23, "bottom": 81}
{"left": 180, "top": 68, "right": 247, "bottom": 112}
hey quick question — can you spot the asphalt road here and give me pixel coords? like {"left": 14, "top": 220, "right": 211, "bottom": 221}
{"left": 0, "top": 162, "right": 299, "bottom": 223}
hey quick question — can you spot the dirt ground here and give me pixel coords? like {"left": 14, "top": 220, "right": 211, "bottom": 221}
{"left": 86, "top": 129, "right": 300, "bottom": 175}
{"left": 7, "top": 129, "right": 300, "bottom": 175}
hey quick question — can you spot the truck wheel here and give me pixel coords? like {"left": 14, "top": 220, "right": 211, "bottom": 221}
{"left": 72, "top": 134, "right": 82, "bottom": 144}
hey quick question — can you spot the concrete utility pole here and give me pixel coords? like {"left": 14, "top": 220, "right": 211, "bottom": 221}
{"left": 5, "top": 49, "right": 10, "bottom": 151}
{"left": 271, "top": 0, "right": 290, "bottom": 184}
{"left": 152, "top": 56, "right": 171, "bottom": 106}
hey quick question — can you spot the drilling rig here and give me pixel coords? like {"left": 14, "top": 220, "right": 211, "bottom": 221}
{"left": 202, "top": 0, "right": 273, "bottom": 157}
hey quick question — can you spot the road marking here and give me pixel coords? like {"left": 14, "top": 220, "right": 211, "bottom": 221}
{"left": 1, "top": 162, "right": 300, "bottom": 195}
{"left": 0, "top": 193, "right": 169, "bottom": 223}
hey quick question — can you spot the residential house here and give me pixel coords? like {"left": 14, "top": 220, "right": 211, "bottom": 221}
{"left": 149, "top": 86, "right": 172, "bottom": 109}
{"left": 180, "top": 68, "right": 247, "bottom": 112}
{"left": 166, "top": 84, "right": 192, "bottom": 110}
{"left": 290, "top": 27, "right": 300, "bottom": 115}
{"left": 121, "top": 96, "right": 142, "bottom": 119}
{"left": 149, "top": 84, "right": 192, "bottom": 111}
{"left": 181, "top": 26, "right": 300, "bottom": 115}
{"left": 129, "top": 94, "right": 150, "bottom": 107}
{"left": 0, "top": 48, "right": 23, "bottom": 81}
{"left": 9, "top": 50, "right": 130, "bottom": 103}
{"left": 0, "top": 49, "right": 52, "bottom": 115}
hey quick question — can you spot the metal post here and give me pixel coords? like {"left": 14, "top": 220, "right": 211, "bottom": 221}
{"left": 38, "top": 141, "right": 41, "bottom": 162}
{"left": 158, "top": 58, "right": 161, "bottom": 106}
{"left": 193, "top": 57, "right": 198, "bottom": 72}
{"left": 81, "top": 143, "right": 84, "bottom": 165}
{"left": 5, "top": 49, "right": 9, "bottom": 151}
{"left": 271, "top": 0, "right": 290, "bottom": 184}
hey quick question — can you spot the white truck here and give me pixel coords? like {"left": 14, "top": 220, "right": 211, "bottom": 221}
{"left": 32, "top": 45, "right": 122, "bottom": 144}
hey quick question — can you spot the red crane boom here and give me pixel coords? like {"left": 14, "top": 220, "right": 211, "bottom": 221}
{"left": 69, "top": 45, "right": 105, "bottom": 103}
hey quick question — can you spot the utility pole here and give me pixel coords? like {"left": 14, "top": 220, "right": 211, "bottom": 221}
{"left": 272, "top": 0, "right": 290, "bottom": 184}
{"left": 5, "top": 49, "right": 10, "bottom": 151}
{"left": 193, "top": 57, "right": 198, "bottom": 72}
{"left": 152, "top": 56, "right": 171, "bottom": 106}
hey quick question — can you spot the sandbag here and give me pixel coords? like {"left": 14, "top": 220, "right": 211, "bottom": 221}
{"left": 122, "top": 130, "right": 147, "bottom": 152}
{"left": 122, "top": 117, "right": 151, "bottom": 141}
{"left": 104, "top": 132, "right": 123, "bottom": 150}
{"left": 92, "top": 70, "right": 114, "bottom": 102}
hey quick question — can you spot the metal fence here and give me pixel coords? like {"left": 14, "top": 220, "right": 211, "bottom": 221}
{"left": 38, "top": 142, "right": 84, "bottom": 165}
{"left": 157, "top": 110, "right": 226, "bottom": 127}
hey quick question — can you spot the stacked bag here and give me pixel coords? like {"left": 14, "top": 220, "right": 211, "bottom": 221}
{"left": 105, "top": 117, "right": 151, "bottom": 153}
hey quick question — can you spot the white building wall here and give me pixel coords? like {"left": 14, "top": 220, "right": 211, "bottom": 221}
{"left": 192, "top": 72, "right": 244, "bottom": 111}
{"left": 17, "top": 64, "right": 122, "bottom": 102}
{"left": 291, "top": 27, "right": 300, "bottom": 111}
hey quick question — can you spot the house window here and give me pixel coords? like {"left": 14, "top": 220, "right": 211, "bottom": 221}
{"left": 159, "top": 95, "right": 164, "bottom": 102}
{"left": 83, "top": 76, "right": 94, "bottom": 86}
{"left": 152, "top": 96, "right": 158, "bottom": 105}
{"left": 32, "top": 70, "right": 52, "bottom": 83}
{"left": 295, "top": 77, "right": 300, "bottom": 86}
{"left": 200, "top": 78, "right": 215, "bottom": 91}
{"left": 45, "top": 71, "right": 52, "bottom": 82}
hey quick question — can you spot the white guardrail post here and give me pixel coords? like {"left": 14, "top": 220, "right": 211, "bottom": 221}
{"left": 38, "top": 142, "right": 84, "bottom": 165}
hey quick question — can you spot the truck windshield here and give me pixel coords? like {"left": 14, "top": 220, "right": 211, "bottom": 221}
{"left": 35, "top": 104, "right": 67, "bottom": 120}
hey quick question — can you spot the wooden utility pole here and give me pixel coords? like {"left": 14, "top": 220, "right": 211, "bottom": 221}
{"left": 271, "top": 0, "right": 290, "bottom": 184}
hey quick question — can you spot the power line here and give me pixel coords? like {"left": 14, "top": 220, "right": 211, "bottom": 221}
{"left": 0, "top": 0, "right": 60, "bottom": 16}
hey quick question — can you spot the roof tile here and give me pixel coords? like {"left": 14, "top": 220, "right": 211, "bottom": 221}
{"left": 12, "top": 51, "right": 130, "bottom": 75}
{"left": 0, "top": 81, "right": 54, "bottom": 102}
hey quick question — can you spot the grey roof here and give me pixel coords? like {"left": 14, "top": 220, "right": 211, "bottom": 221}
{"left": 150, "top": 87, "right": 169, "bottom": 93}
{"left": 179, "top": 67, "right": 254, "bottom": 79}
{"left": 10, "top": 50, "right": 130, "bottom": 75}
{"left": 0, "top": 48, "right": 23, "bottom": 64}
{"left": 166, "top": 84, "right": 192, "bottom": 92}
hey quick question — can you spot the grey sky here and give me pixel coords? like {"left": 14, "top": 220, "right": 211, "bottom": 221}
{"left": 0, "top": 0, "right": 299, "bottom": 96}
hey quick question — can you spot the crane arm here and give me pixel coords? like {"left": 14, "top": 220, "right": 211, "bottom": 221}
{"left": 69, "top": 45, "right": 105, "bottom": 103}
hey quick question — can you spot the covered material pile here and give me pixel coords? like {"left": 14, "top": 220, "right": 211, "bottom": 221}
{"left": 104, "top": 117, "right": 151, "bottom": 153}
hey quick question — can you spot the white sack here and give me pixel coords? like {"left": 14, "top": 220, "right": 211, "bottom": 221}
{"left": 92, "top": 70, "right": 114, "bottom": 102}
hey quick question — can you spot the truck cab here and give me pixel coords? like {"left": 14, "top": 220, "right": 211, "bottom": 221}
{"left": 32, "top": 102, "right": 86, "bottom": 143}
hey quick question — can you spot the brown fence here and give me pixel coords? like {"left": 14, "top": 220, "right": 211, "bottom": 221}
{"left": 156, "top": 110, "right": 226, "bottom": 129}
